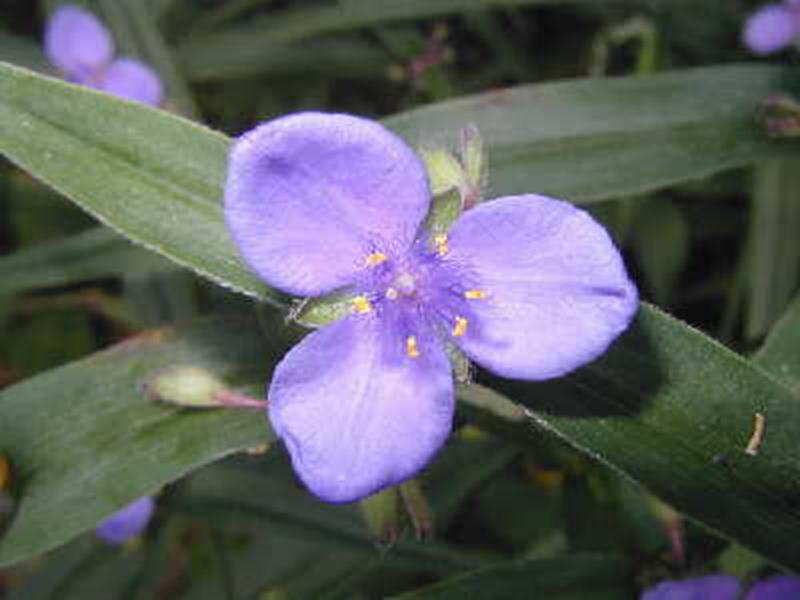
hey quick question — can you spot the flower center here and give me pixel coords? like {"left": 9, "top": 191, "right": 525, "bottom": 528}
{"left": 391, "top": 272, "right": 417, "bottom": 297}
{"left": 353, "top": 236, "right": 488, "bottom": 359}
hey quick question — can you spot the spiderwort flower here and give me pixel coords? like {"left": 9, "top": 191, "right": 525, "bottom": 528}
{"left": 44, "top": 5, "right": 162, "bottom": 106}
{"left": 642, "top": 575, "right": 740, "bottom": 600}
{"left": 95, "top": 496, "right": 155, "bottom": 545}
{"left": 641, "top": 574, "right": 800, "bottom": 600}
{"left": 743, "top": 1, "right": 800, "bottom": 55}
{"left": 224, "top": 112, "right": 638, "bottom": 503}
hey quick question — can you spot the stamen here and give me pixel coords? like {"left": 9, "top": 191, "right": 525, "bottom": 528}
{"left": 464, "top": 289, "right": 487, "bottom": 300}
{"left": 352, "top": 295, "right": 373, "bottom": 314}
{"left": 452, "top": 316, "right": 468, "bottom": 337}
{"left": 365, "top": 252, "right": 388, "bottom": 267}
{"left": 385, "top": 287, "right": 399, "bottom": 300}
{"left": 406, "top": 336, "right": 420, "bottom": 358}
{"left": 434, "top": 233, "right": 449, "bottom": 257}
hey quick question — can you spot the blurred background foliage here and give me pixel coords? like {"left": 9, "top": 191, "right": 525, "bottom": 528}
{"left": 0, "top": 0, "right": 799, "bottom": 598}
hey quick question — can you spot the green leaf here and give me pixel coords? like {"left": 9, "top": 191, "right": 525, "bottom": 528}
{"left": 0, "top": 227, "right": 171, "bottom": 299}
{"left": 754, "top": 294, "right": 800, "bottom": 390}
{"left": 479, "top": 304, "right": 800, "bottom": 571}
{"left": 744, "top": 159, "right": 800, "bottom": 340}
{"left": 178, "top": 0, "right": 566, "bottom": 81}
{"left": 389, "top": 554, "right": 631, "bottom": 599}
{"left": 0, "top": 61, "right": 284, "bottom": 306}
{"left": 1, "top": 62, "right": 797, "bottom": 306}
{"left": 386, "top": 64, "right": 800, "bottom": 203}
{"left": 631, "top": 197, "right": 690, "bottom": 305}
{"left": 0, "top": 316, "right": 276, "bottom": 567}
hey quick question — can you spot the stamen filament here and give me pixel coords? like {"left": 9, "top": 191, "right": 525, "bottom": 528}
{"left": 352, "top": 296, "right": 373, "bottom": 314}
{"left": 406, "top": 336, "right": 420, "bottom": 358}
{"left": 452, "top": 316, "right": 468, "bottom": 337}
{"left": 464, "top": 289, "right": 487, "bottom": 300}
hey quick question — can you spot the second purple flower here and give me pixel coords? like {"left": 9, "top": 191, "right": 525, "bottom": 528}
{"left": 224, "top": 112, "right": 638, "bottom": 503}
{"left": 44, "top": 4, "right": 162, "bottom": 106}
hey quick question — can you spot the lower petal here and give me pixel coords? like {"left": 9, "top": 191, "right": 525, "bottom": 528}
{"left": 446, "top": 194, "right": 638, "bottom": 380}
{"left": 100, "top": 59, "right": 163, "bottom": 106}
{"left": 268, "top": 316, "right": 454, "bottom": 503}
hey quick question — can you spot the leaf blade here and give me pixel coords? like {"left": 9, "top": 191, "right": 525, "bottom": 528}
{"left": 0, "top": 317, "right": 275, "bottom": 566}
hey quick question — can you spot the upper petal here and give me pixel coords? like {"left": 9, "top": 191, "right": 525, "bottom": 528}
{"left": 95, "top": 496, "right": 155, "bottom": 545}
{"left": 224, "top": 112, "right": 430, "bottom": 297}
{"left": 268, "top": 315, "right": 454, "bottom": 503}
{"left": 446, "top": 194, "right": 638, "bottom": 380}
{"left": 747, "top": 576, "right": 800, "bottom": 600}
{"left": 45, "top": 5, "right": 113, "bottom": 78}
{"left": 100, "top": 58, "right": 163, "bottom": 106}
{"left": 641, "top": 575, "right": 740, "bottom": 600}
{"left": 743, "top": 4, "right": 800, "bottom": 55}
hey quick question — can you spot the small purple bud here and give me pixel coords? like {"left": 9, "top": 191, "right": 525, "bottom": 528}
{"left": 95, "top": 496, "right": 155, "bottom": 545}
{"left": 743, "top": 3, "right": 800, "bottom": 55}
{"left": 43, "top": 4, "right": 163, "bottom": 106}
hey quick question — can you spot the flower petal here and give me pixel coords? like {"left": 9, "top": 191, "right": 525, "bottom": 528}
{"left": 45, "top": 5, "right": 113, "bottom": 79}
{"left": 224, "top": 112, "right": 431, "bottom": 297}
{"left": 268, "top": 315, "right": 454, "bottom": 503}
{"left": 743, "top": 4, "right": 800, "bottom": 55}
{"left": 747, "top": 575, "right": 800, "bottom": 600}
{"left": 446, "top": 194, "right": 638, "bottom": 380}
{"left": 641, "top": 575, "right": 740, "bottom": 600}
{"left": 100, "top": 58, "right": 163, "bottom": 106}
{"left": 95, "top": 496, "right": 155, "bottom": 545}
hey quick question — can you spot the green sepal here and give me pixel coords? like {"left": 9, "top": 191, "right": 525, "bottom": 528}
{"left": 418, "top": 146, "right": 464, "bottom": 196}
{"left": 399, "top": 479, "right": 435, "bottom": 541}
{"left": 459, "top": 124, "right": 487, "bottom": 206}
{"left": 422, "top": 188, "right": 463, "bottom": 238}
{"left": 291, "top": 290, "right": 356, "bottom": 329}
{"left": 444, "top": 341, "right": 473, "bottom": 384}
{"left": 418, "top": 126, "right": 487, "bottom": 237}
{"left": 359, "top": 486, "right": 401, "bottom": 547}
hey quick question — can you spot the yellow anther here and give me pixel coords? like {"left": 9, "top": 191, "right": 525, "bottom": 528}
{"left": 365, "top": 252, "right": 388, "bottom": 267}
{"left": 0, "top": 455, "right": 10, "bottom": 490}
{"left": 385, "top": 287, "right": 399, "bottom": 300}
{"left": 406, "top": 336, "right": 420, "bottom": 358}
{"left": 434, "top": 233, "right": 449, "bottom": 257}
{"left": 452, "top": 316, "right": 468, "bottom": 337}
{"left": 352, "top": 296, "right": 373, "bottom": 314}
{"left": 464, "top": 289, "right": 487, "bottom": 300}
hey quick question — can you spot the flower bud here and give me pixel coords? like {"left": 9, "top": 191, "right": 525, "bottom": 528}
{"left": 146, "top": 366, "right": 228, "bottom": 408}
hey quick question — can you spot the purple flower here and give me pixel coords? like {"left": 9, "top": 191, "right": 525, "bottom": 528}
{"left": 44, "top": 5, "right": 162, "bottom": 106}
{"left": 642, "top": 575, "right": 740, "bottom": 600}
{"left": 748, "top": 576, "right": 800, "bottom": 600}
{"left": 743, "top": 1, "right": 800, "bottom": 55}
{"left": 224, "top": 112, "right": 638, "bottom": 503}
{"left": 95, "top": 496, "right": 155, "bottom": 545}
{"left": 641, "top": 575, "right": 800, "bottom": 600}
